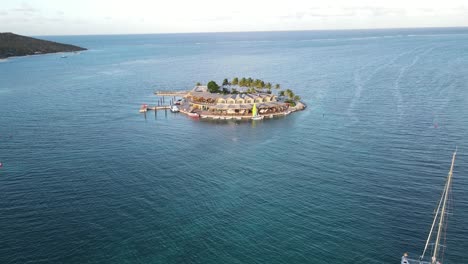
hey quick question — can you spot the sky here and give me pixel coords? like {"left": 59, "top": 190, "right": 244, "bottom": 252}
{"left": 1, "top": 0, "right": 468, "bottom": 35}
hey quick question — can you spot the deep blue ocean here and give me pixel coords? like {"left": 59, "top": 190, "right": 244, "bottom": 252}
{"left": 1, "top": 28, "right": 468, "bottom": 263}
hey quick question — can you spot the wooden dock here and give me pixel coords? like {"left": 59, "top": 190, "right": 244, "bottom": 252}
{"left": 154, "top": 90, "right": 189, "bottom": 96}
{"left": 149, "top": 106, "right": 170, "bottom": 110}
{"left": 140, "top": 105, "right": 171, "bottom": 112}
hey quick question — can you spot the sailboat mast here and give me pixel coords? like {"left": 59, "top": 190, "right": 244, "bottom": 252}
{"left": 432, "top": 150, "right": 457, "bottom": 263}
{"left": 420, "top": 184, "right": 446, "bottom": 260}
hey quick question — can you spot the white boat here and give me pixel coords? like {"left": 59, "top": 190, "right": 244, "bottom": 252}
{"left": 187, "top": 112, "right": 199, "bottom": 118}
{"left": 251, "top": 103, "right": 264, "bottom": 120}
{"left": 139, "top": 104, "right": 148, "bottom": 113}
{"left": 170, "top": 105, "right": 179, "bottom": 113}
{"left": 401, "top": 149, "right": 457, "bottom": 264}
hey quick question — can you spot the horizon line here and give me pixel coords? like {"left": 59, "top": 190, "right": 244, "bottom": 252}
{"left": 11, "top": 25, "right": 468, "bottom": 37}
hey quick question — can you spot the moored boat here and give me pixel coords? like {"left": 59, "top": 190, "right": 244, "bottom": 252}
{"left": 251, "top": 103, "right": 264, "bottom": 120}
{"left": 139, "top": 104, "right": 148, "bottom": 113}
{"left": 401, "top": 149, "right": 457, "bottom": 264}
{"left": 170, "top": 105, "right": 179, "bottom": 113}
{"left": 187, "top": 112, "right": 199, "bottom": 118}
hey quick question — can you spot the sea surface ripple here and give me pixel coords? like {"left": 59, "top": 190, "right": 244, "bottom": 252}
{"left": 0, "top": 28, "right": 467, "bottom": 263}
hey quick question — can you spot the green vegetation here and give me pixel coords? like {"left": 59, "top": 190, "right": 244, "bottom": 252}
{"left": 284, "top": 99, "right": 297, "bottom": 106}
{"left": 196, "top": 82, "right": 202, "bottom": 86}
{"left": 197, "top": 77, "right": 302, "bottom": 103}
{"left": 227, "top": 77, "right": 273, "bottom": 89}
{"left": 207, "top": 81, "right": 220, "bottom": 93}
{"left": 231, "top": 77, "right": 239, "bottom": 85}
{"left": 280, "top": 89, "right": 301, "bottom": 106}
{"left": 0, "top": 32, "right": 86, "bottom": 59}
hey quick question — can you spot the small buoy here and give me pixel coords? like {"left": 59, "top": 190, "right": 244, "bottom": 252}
{"left": 0, "top": 162, "right": 3, "bottom": 168}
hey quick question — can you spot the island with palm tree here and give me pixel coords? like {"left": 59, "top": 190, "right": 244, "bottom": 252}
{"left": 175, "top": 77, "right": 305, "bottom": 120}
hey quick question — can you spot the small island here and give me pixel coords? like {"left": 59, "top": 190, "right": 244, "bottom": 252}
{"left": 0, "top": 32, "right": 86, "bottom": 59}
{"left": 152, "top": 77, "right": 306, "bottom": 120}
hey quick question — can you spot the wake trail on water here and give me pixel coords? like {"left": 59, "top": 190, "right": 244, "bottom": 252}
{"left": 419, "top": 46, "right": 458, "bottom": 127}
{"left": 392, "top": 46, "right": 436, "bottom": 120}
{"left": 347, "top": 45, "right": 433, "bottom": 125}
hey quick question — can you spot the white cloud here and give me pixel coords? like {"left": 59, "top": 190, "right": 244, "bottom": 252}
{"left": 1, "top": 0, "right": 468, "bottom": 35}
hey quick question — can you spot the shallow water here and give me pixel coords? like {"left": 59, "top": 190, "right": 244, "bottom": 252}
{"left": 1, "top": 28, "right": 467, "bottom": 263}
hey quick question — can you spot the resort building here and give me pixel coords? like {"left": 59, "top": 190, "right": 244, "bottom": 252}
{"left": 184, "top": 86, "right": 290, "bottom": 116}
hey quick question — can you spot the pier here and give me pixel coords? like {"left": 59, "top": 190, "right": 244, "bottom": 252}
{"left": 139, "top": 105, "right": 172, "bottom": 112}
{"left": 154, "top": 90, "right": 189, "bottom": 96}
{"left": 140, "top": 93, "right": 183, "bottom": 113}
{"left": 148, "top": 106, "right": 170, "bottom": 111}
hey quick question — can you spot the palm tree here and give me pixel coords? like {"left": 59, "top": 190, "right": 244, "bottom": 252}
{"left": 285, "top": 89, "right": 293, "bottom": 99}
{"left": 266, "top": 82, "right": 272, "bottom": 90}
{"left": 247, "top": 78, "right": 253, "bottom": 87}
{"left": 275, "top": 84, "right": 280, "bottom": 89}
{"left": 293, "top": 95, "right": 301, "bottom": 102}
{"left": 240, "top": 77, "right": 247, "bottom": 87}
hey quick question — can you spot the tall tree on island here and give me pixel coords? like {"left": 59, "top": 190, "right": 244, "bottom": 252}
{"left": 247, "top": 77, "right": 253, "bottom": 87}
{"left": 232, "top": 77, "right": 239, "bottom": 85}
{"left": 254, "top": 79, "right": 261, "bottom": 88}
{"left": 222, "top": 78, "right": 229, "bottom": 86}
{"left": 275, "top": 83, "right": 281, "bottom": 89}
{"left": 285, "top": 89, "right": 294, "bottom": 99}
{"left": 196, "top": 82, "right": 202, "bottom": 86}
{"left": 239, "top": 78, "right": 247, "bottom": 87}
{"left": 207, "top": 81, "right": 220, "bottom": 93}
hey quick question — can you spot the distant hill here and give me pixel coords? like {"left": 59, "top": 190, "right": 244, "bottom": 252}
{"left": 0, "top": 32, "right": 86, "bottom": 59}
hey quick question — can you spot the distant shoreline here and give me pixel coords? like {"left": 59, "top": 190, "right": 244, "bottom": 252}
{"left": 0, "top": 32, "right": 86, "bottom": 59}
{"left": 24, "top": 26, "right": 468, "bottom": 37}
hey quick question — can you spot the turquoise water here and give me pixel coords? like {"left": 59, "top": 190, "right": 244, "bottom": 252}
{"left": 1, "top": 28, "right": 468, "bottom": 263}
